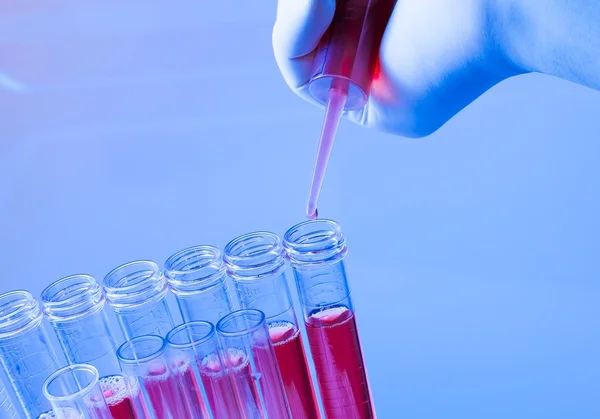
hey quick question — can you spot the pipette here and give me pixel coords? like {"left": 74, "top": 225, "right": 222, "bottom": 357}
{"left": 305, "top": 0, "right": 396, "bottom": 219}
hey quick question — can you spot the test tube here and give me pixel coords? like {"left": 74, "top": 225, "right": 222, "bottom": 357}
{"left": 0, "top": 291, "right": 61, "bottom": 418}
{"left": 216, "top": 309, "right": 291, "bottom": 419}
{"left": 283, "top": 220, "right": 375, "bottom": 418}
{"left": 41, "top": 275, "right": 140, "bottom": 419}
{"left": 42, "top": 364, "right": 111, "bottom": 419}
{"left": 166, "top": 322, "right": 243, "bottom": 419}
{"left": 117, "top": 335, "right": 192, "bottom": 419}
{"left": 224, "top": 232, "right": 320, "bottom": 418}
{"left": 0, "top": 380, "right": 16, "bottom": 419}
{"left": 164, "top": 245, "right": 234, "bottom": 324}
{"left": 103, "top": 261, "right": 175, "bottom": 340}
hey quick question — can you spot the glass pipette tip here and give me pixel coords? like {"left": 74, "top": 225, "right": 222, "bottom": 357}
{"left": 306, "top": 85, "right": 348, "bottom": 219}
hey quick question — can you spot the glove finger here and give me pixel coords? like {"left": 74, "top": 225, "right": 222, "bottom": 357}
{"left": 273, "top": 0, "right": 336, "bottom": 100}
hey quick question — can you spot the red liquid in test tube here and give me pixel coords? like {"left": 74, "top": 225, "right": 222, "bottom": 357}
{"left": 141, "top": 366, "right": 188, "bottom": 419}
{"left": 98, "top": 376, "right": 139, "bottom": 419}
{"left": 166, "top": 321, "right": 245, "bottom": 419}
{"left": 227, "top": 346, "right": 293, "bottom": 418}
{"left": 270, "top": 322, "right": 320, "bottom": 418}
{"left": 306, "top": 306, "right": 372, "bottom": 418}
{"left": 284, "top": 220, "right": 375, "bottom": 418}
{"left": 198, "top": 354, "right": 243, "bottom": 419}
{"left": 224, "top": 232, "right": 319, "bottom": 418}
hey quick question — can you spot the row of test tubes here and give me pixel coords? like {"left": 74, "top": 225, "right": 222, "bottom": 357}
{"left": 0, "top": 219, "right": 374, "bottom": 419}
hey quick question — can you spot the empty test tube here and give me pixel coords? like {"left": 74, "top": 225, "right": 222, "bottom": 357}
{"left": 42, "top": 364, "right": 111, "bottom": 419}
{"left": 41, "top": 274, "right": 139, "bottom": 419}
{"left": 117, "top": 335, "right": 197, "bottom": 419}
{"left": 216, "top": 309, "right": 291, "bottom": 419}
{"left": 0, "top": 291, "right": 61, "bottom": 418}
{"left": 166, "top": 322, "right": 243, "bottom": 419}
{"left": 164, "top": 245, "right": 235, "bottom": 324}
{"left": 103, "top": 261, "right": 175, "bottom": 340}
{"left": 224, "top": 232, "right": 319, "bottom": 418}
{"left": 284, "top": 220, "right": 375, "bottom": 418}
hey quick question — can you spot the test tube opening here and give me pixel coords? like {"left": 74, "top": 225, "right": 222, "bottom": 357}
{"left": 166, "top": 322, "right": 215, "bottom": 348}
{"left": 103, "top": 260, "right": 168, "bottom": 311}
{"left": 164, "top": 245, "right": 226, "bottom": 294}
{"left": 216, "top": 309, "right": 265, "bottom": 338}
{"left": 0, "top": 290, "right": 43, "bottom": 339}
{"left": 117, "top": 335, "right": 166, "bottom": 365}
{"left": 41, "top": 275, "right": 104, "bottom": 322}
{"left": 43, "top": 364, "right": 99, "bottom": 403}
{"left": 283, "top": 219, "right": 347, "bottom": 266}
{"left": 224, "top": 232, "right": 285, "bottom": 279}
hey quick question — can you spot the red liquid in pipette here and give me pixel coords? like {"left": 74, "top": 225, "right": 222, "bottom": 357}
{"left": 305, "top": 306, "right": 374, "bottom": 418}
{"left": 306, "top": 88, "right": 347, "bottom": 220}
{"left": 306, "top": 0, "right": 396, "bottom": 218}
{"left": 270, "top": 322, "right": 320, "bottom": 418}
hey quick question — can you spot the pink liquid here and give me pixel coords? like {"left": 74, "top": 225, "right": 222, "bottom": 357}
{"left": 270, "top": 322, "right": 320, "bottom": 418}
{"left": 226, "top": 347, "right": 290, "bottom": 418}
{"left": 306, "top": 88, "right": 347, "bottom": 219}
{"left": 99, "top": 375, "right": 138, "bottom": 419}
{"left": 141, "top": 365, "right": 186, "bottom": 419}
{"left": 305, "top": 306, "right": 374, "bottom": 418}
{"left": 171, "top": 355, "right": 243, "bottom": 419}
{"left": 198, "top": 353, "right": 243, "bottom": 419}
{"left": 172, "top": 363, "right": 209, "bottom": 418}
{"left": 305, "top": 0, "right": 396, "bottom": 219}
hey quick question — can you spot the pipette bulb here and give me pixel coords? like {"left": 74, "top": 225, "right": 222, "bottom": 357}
{"left": 307, "top": 208, "right": 319, "bottom": 220}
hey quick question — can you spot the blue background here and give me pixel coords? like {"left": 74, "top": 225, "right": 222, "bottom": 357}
{"left": 1, "top": 1, "right": 600, "bottom": 417}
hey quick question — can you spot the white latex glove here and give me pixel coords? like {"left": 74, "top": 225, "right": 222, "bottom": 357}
{"left": 273, "top": 0, "right": 600, "bottom": 138}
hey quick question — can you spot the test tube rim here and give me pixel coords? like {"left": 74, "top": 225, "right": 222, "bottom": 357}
{"left": 223, "top": 231, "right": 286, "bottom": 279}
{"left": 41, "top": 274, "right": 105, "bottom": 322}
{"left": 283, "top": 219, "right": 347, "bottom": 266}
{"left": 103, "top": 260, "right": 169, "bottom": 311}
{"left": 216, "top": 308, "right": 266, "bottom": 338}
{"left": 165, "top": 321, "right": 215, "bottom": 349}
{"left": 117, "top": 334, "right": 167, "bottom": 365}
{"left": 164, "top": 245, "right": 226, "bottom": 293}
{"left": 42, "top": 363, "right": 99, "bottom": 403}
{"left": 0, "top": 290, "right": 43, "bottom": 339}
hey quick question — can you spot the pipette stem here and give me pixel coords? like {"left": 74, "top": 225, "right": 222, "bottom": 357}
{"left": 306, "top": 86, "right": 348, "bottom": 219}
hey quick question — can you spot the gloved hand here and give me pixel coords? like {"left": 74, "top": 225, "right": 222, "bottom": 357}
{"left": 272, "top": 0, "right": 600, "bottom": 138}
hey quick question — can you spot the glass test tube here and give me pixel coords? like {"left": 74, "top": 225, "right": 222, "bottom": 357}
{"left": 164, "top": 246, "right": 234, "bottom": 324}
{"left": 103, "top": 261, "right": 175, "bottom": 340}
{"left": 0, "top": 291, "right": 61, "bottom": 418}
{"left": 283, "top": 220, "right": 375, "bottom": 419}
{"left": 42, "top": 364, "right": 111, "bottom": 419}
{"left": 166, "top": 322, "right": 243, "bottom": 419}
{"left": 0, "top": 380, "right": 16, "bottom": 419}
{"left": 216, "top": 309, "right": 291, "bottom": 419}
{"left": 117, "top": 335, "right": 194, "bottom": 419}
{"left": 224, "top": 232, "right": 320, "bottom": 419}
{"left": 41, "top": 275, "right": 139, "bottom": 419}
